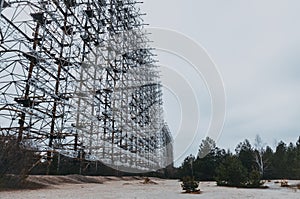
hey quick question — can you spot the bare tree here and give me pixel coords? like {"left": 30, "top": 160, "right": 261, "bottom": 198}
{"left": 253, "top": 134, "right": 266, "bottom": 175}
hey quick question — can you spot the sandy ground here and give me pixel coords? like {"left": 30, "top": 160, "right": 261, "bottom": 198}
{"left": 0, "top": 177, "right": 299, "bottom": 199}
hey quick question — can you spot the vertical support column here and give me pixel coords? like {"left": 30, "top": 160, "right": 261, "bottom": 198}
{"left": 18, "top": 23, "right": 40, "bottom": 142}
{"left": 49, "top": 7, "right": 69, "bottom": 150}
{"left": 0, "top": 0, "right": 4, "bottom": 14}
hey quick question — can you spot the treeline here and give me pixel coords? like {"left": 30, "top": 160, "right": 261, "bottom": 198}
{"left": 177, "top": 136, "right": 300, "bottom": 186}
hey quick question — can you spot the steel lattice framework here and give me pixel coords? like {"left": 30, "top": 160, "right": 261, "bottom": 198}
{"left": 0, "top": 0, "right": 173, "bottom": 172}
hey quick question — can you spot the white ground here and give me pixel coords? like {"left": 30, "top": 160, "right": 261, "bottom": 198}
{"left": 0, "top": 178, "right": 299, "bottom": 199}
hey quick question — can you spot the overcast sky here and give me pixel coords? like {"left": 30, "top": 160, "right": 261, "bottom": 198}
{"left": 141, "top": 0, "right": 300, "bottom": 165}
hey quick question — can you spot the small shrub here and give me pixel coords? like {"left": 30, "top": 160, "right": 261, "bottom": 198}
{"left": 181, "top": 176, "right": 200, "bottom": 193}
{"left": 247, "top": 170, "right": 264, "bottom": 188}
{"left": 144, "top": 177, "right": 150, "bottom": 184}
{"left": 280, "top": 180, "right": 289, "bottom": 187}
{"left": 141, "top": 177, "right": 157, "bottom": 184}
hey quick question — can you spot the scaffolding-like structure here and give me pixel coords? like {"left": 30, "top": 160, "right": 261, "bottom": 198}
{"left": 0, "top": 0, "right": 173, "bottom": 172}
